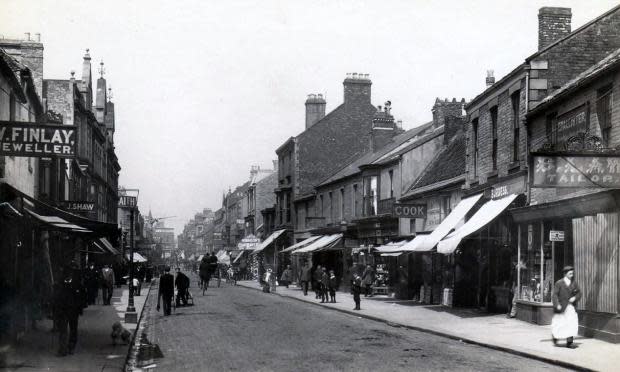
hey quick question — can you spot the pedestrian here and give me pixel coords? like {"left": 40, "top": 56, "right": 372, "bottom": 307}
{"left": 199, "top": 257, "right": 210, "bottom": 290}
{"left": 175, "top": 268, "right": 190, "bottom": 307}
{"left": 100, "top": 264, "right": 115, "bottom": 305}
{"left": 84, "top": 263, "right": 99, "bottom": 305}
{"left": 299, "top": 261, "right": 311, "bottom": 296}
{"left": 351, "top": 273, "right": 362, "bottom": 310}
{"left": 263, "top": 268, "right": 274, "bottom": 293}
{"left": 328, "top": 270, "right": 338, "bottom": 303}
{"left": 320, "top": 267, "right": 330, "bottom": 303}
{"left": 362, "top": 264, "right": 375, "bottom": 297}
{"left": 313, "top": 265, "right": 322, "bottom": 299}
{"left": 551, "top": 266, "right": 581, "bottom": 348}
{"left": 52, "top": 262, "right": 86, "bottom": 356}
{"left": 157, "top": 266, "right": 174, "bottom": 316}
{"left": 280, "top": 265, "right": 292, "bottom": 288}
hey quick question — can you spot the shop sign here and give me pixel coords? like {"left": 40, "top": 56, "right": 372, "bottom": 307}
{"left": 549, "top": 230, "right": 564, "bottom": 242}
{"left": 490, "top": 176, "right": 526, "bottom": 199}
{"left": 118, "top": 195, "right": 137, "bottom": 208}
{"left": 58, "top": 201, "right": 96, "bottom": 212}
{"left": 0, "top": 121, "right": 77, "bottom": 158}
{"left": 555, "top": 104, "right": 589, "bottom": 144}
{"left": 392, "top": 203, "right": 426, "bottom": 218}
{"left": 532, "top": 154, "right": 620, "bottom": 188}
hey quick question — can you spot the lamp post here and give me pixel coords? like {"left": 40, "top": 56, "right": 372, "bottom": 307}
{"left": 119, "top": 188, "right": 139, "bottom": 323}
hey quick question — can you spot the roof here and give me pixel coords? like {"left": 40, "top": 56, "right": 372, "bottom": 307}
{"left": 529, "top": 47, "right": 620, "bottom": 116}
{"left": 0, "top": 49, "right": 27, "bottom": 102}
{"left": 371, "top": 121, "right": 439, "bottom": 165}
{"left": 405, "top": 132, "right": 466, "bottom": 194}
{"left": 318, "top": 121, "right": 433, "bottom": 187}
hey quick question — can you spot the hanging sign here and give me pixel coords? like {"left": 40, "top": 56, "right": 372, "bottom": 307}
{"left": 532, "top": 154, "right": 620, "bottom": 188}
{"left": 118, "top": 195, "right": 137, "bottom": 208}
{"left": 392, "top": 203, "right": 426, "bottom": 218}
{"left": 549, "top": 230, "right": 565, "bottom": 242}
{"left": 0, "top": 121, "right": 76, "bottom": 158}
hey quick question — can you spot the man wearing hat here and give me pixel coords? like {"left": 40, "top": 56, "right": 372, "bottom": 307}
{"left": 551, "top": 266, "right": 581, "bottom": 348}
{"left": 157, "top": 266, "right": 174, "bottom": 316}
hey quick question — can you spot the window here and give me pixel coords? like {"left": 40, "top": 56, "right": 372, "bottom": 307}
{"left": 319, "top": 194, "right": 324, "bottom": 217}
{"left": 490, "top": 106, "right": 498, "bottom": 171}
{"left": 597, "top": 85, "right": 613, "bottom": 146}
{"left": 388, "top": 170, "right": 394, "bottom": 198}
{"left": 352, "top": 184, "right": 358, "bottom": 217}
{"left": 340, "top": 188, "right": 345, "bottom": 220}
{"left": 545, "top": 113, "right": 557, "bottom": 144}
{"left": 363, "top": 176, "right": 378, "bottom": 216}
{"left": 511, "top": 91, "right": 521, "bottom": 161}
{"left": 9, "top": 93, "right": 16, "bottom": 121}
{"left": 472, "top": 119, "right": 479, "bottom": 177}
{"left": 329, "top": 192, "right": 333, "bottom": 223}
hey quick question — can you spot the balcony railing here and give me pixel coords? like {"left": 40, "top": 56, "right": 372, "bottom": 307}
{"left": 377, "top": 198, "right": 395, "bottom": 215}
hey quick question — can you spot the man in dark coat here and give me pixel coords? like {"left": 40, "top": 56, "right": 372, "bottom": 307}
{"left": 320, "top": 267, "right": 330, "bottom": 303}
{"left": 157, "top": 266, "right": 174, "bottom": 316}
{"left": 175, "top": 268, "right": 190, "bottom": 307}
{"left": 351, "top": 273, "right": 362, "bottom": 310}
{"left": 299, "top": 261, "right": 312, "bottom": 296}
{"left": 84, "top": 263, "right": 99, "bottom": 305}
{"left": 313, "top": 265, "right": 322, "bottom": 299}
{"left": 362, "top": 264, "right": 375, "bottom": 297}
{"left": 52, "top": 263, "right": 86, "bottom": 356}
{"left": 101, "top": 265, "right": 115, "bottom": 305}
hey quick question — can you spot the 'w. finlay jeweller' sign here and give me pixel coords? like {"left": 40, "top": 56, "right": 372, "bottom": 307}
{"left": 0, "top": 121, "right": 76, "bottom": 158}
{"left": 532, "top": 153, "right": 620, "bottom": 188}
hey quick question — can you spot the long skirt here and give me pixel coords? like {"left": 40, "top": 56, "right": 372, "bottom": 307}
{"left": 551, "top": 304, "right": 578, "bottom": 339}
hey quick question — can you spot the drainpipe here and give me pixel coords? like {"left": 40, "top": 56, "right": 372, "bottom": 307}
{"left": 524, "top": 67, "right": 531, "bottom": 205}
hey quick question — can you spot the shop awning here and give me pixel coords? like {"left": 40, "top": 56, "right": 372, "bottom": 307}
{"left": 197, "top": 254, "right": 205, "bottom": 261}
{"left": 292, "top": 234, "right": 342, "bottom": 254}
{"left": 95, "top": 237, "right": 120, "bottom": 255}
{"left": 437, "top": 194, "right": 519, "bottom": 254}
{"left": 280, "top": 236, "right": 322, "bottom": 253}
{"left": 251, "top": 229, "right": 286, "bottom": 255}
{"left": 126, "top": 252, "right": 147, "bottom": 262}
{"left": 26, "top": 208, "right": 92, "bottom": 233}
{"left": 375, "top": 240, "right": 410, "bottom": 253}
{"left": 381, "top": 252, "right": 403, "bottom": 257}
{"left": 398, "top": 234, "right": 431, "bottom": 252}
{"left": 415, "top": 193, "right": 484, "bottom": 252}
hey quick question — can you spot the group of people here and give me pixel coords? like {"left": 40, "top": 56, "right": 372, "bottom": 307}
{"left": 297, "top": 263, "right": 339, "bottom": 304}
{"left": 156, "top": 266, "right": 192, "bottom": 316}
{"left": 198, "top": 252, "right": 219, "bottom": 291}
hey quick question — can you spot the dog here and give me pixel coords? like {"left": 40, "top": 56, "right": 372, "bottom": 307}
{"left": 110, "top": 321, "right": 132, "bottom": 345}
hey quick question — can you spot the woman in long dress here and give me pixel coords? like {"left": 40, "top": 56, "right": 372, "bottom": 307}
{"left": 551, "top": 266, "right": 581, "bottom": 348}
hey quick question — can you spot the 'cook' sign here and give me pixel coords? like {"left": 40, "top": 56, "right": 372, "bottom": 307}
{"left": 0, "top": 121, "right": 76, "bottom": 158}
{"left": 392, "top": 203, "right": 426, "bottom": 218}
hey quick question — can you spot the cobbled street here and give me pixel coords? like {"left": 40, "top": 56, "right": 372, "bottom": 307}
{"left": 137, "top": 276, "right": 569, "bottom": 372}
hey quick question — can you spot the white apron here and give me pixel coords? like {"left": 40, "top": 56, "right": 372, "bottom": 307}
{"left": 551, "top": 304, "right": 578, "bottom": 339}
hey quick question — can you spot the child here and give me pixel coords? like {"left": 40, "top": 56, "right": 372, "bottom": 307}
{"left": 328, "top": 270, "right": 338, "bottom": 303}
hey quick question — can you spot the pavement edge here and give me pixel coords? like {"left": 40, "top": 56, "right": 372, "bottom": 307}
{"left": 123, "top": 281, "right": 154, "bottom": 372}
{"left": 237, "top": 283, "right": 593, "bottom": 372}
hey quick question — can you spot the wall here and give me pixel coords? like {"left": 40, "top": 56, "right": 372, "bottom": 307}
{"left": 400, "top": 134, "right": 444, "bottom": 192}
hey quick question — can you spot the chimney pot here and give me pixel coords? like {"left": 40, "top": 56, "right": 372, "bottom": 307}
{"left": 35, "top": 33, "right": 40, "bottom": 42}
{"left": 25, "top": 32, "right": 30, "bottom": 41}
{"left": 486, "top": 70, "right": 495, "bottom": 87}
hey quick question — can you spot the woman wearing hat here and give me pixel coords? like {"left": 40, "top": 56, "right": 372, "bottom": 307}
{"left": 551, "top": 266, "right": 581, "bottom": 348}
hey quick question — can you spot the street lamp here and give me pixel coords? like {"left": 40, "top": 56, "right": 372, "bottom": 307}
{"left": 119, "top": 188, "right": 139, "bottom": 323}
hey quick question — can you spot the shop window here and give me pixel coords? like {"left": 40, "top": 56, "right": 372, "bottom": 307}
{"left": 597, "top": 84, "right": 612, "bottom": 146}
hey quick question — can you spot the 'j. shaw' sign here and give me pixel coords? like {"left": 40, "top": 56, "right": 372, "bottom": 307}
{"left": 0, "top": 121, "right": 76, "bottom": 158}
{"left": 532, "top": 154, "right": 620, "bottom": 188}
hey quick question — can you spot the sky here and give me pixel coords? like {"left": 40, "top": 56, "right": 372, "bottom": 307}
{"left": 2, "top": 0, "right": 618, "bottom": 235}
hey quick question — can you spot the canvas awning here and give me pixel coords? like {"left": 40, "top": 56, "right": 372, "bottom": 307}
{"left": 414, "top": 193, "right": 483, "bottom": 252}
{"left": 197, "top": 254, "right": 205, "bottom": 261}
{"left": 95, "top": 237, "right": 120, "bottom": 255}
{"left": 126, "top": 252, "right": 147, "bottom": 262}
{"left": 437, "top": 194, "right": 519, "bottom": 254}
{"left": 25, "top": 208, "right": 92, "bottom": 233}
{"left": 381, "top": 252, "right": 403, "bottom": 257}
{"left": 395, "top": 234, "right": 430, "bottom": 252}
{"left": 280, "top": 236, "right": 322, "bottom": 253}
{"left": 292, "top": 234, "right": 342, "bottom": 254}
{"left": 374, "top": 240, "right": 410, "bottom": 253}
{"left": 251, "top": 229, "right": 286, "bottom": 255}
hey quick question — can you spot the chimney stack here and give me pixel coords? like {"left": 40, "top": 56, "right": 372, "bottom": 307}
{"left": 538, "top": 7, "right": 572, "bottom": 51}
{"left": 305, "top": 93, "right": 326, "bottom": 129}
{"left": 432, "top": 97, "right": 466, "bottom": 144}
{"left": 343, "top": 72, "right": 371, "bottom": 111}
{"left": 0, "top": 36, "right": 44, "bottom": 98}
{"left": 486, "top": 70, "right": 495, "bottom": 87}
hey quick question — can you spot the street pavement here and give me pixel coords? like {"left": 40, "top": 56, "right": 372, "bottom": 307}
{"left": 131, "top": 275, "right": 568, "bottom": 372}
{"left": 1, "top": 284, "right": 147, "bottom": 372}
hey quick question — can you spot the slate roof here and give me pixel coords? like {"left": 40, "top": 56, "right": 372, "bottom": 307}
{"left": 405, "top": 132, "right": 466, "bottom": 194}
{"left": 529, "top": 47, "right": 620, "bottom": 115}
{"left": 318, "top": 121, "right": 434, "bottom": 187}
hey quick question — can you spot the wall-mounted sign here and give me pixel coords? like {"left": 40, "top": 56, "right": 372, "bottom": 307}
{"left": 532, "top": 154, "right": 620, "bottom": 188}
{"left": 555, "top": 104, "right": 589, "bottom": 144}
{"left": 393, "top": 203, "right": 426, "bottom": 218}
{"left": 549, "top": 230, "right": 565, "bottom": 242}
{"left": 118, "top": 195, "right": 137, "bottom": 208}
{"left": 490, "top": 176, "right": 526, "bottom": 199}
{"left": 0, "top": 121, "right": 76, "bottom": 158}
{"left": 59, "top": 201, "right": 96, "bottom": 212}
